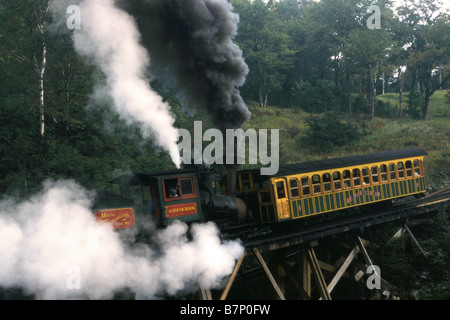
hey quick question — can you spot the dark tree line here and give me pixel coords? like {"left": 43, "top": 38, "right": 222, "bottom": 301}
{"left": 231, "top": 0, "right": 450, "bottom": 119}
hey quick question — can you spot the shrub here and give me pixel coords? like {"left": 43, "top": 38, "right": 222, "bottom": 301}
{"left": 375, "top": 99, "right": 397, "bottom": 118}
{"left": 407, "top": 91, "right": 423, "bottom": 119}
{"left": 299, "top": 112, "right": 366, "bottom": 152}
{"left": 351, "top": 93, "right": 370, "bottom": 115}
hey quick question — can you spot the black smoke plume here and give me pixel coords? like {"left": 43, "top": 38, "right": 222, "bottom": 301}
{"left": 121, "top": 0, "right": 251, "bottom": 130}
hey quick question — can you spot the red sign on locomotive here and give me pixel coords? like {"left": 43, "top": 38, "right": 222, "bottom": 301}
{"left": 166, "top": 202, "right": 198, "bottom": 218}
{"left": 94, "top": 208, "right": 135, "bottom": 229}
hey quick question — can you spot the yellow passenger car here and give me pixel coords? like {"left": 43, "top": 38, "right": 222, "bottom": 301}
{"left": 233, "top": 148, "right": 428, "bottom": 224}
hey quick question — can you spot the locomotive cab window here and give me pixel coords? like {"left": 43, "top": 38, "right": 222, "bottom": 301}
{"left": 259, "top": 191, "right": 272, "bottom": 204}
{"left": 239, "top": 173, "right": 252, "bottom": 191}
{"left": 180, "top": 178, "right": 194, "bottom": 195}
{"left": 163, "top": 176, "right": 196, "bottom": 200}
{"left": 164, "top": 178, "right": 179, "bottom": 198}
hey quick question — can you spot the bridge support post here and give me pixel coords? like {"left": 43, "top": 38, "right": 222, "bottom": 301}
{"left": 306, "top": 247, "right": 332, "bottom": 300}
{"left": 220, "top": 253, "right": 246, "bottom": 300}
{"left": 404, "top": 225, "right": 428, "bottom": 258}
{"left": 323, "top": 245, "right": 359, "bottom": 298}
{"left": 253, "top": 248, "right": 286, "bottom": 300}
{"left": 300, "top": 248, "right": 311, "bottom": 298}
{"left": 200, "top": 288, "right": 212, "bottom": 300}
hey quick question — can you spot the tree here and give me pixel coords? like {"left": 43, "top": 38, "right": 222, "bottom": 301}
{"left": 1, "top": 0, "right": 52, "bottom": 136}
{"left": 344, "top": 28, "right": 393, "bottom": 118}
{"left": 397, "top": 0, "right": 450, "bottom": 120}
{"left": 232, "top": 0, "right": 295, "bottom": 108}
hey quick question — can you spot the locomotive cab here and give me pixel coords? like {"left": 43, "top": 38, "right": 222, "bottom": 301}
{"left": 110, "top": 169, "right": 205, "bottom": 227}
{"left": 155, "top": 172, "right": 205, "bottom": 226}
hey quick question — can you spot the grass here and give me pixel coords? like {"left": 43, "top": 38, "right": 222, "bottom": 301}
{"left": 242, "top": 89, "right": 450, "bottom": 190}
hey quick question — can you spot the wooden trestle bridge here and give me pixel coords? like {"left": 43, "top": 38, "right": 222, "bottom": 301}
{"left": 199, "top": 187, "right": 450, "bottom": 300}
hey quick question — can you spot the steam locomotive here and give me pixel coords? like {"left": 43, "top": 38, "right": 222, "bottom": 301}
{"left": 93, "top": 148, "right": 428, "bottom": 236}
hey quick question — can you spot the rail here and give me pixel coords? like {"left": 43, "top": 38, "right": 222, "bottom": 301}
{"left": 243, "top": 189, "right": 450, "bottom": 253}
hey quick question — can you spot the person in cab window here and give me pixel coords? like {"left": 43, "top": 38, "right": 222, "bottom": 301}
{"left": 169, "top": 184, "right": 179, "bottom": 197}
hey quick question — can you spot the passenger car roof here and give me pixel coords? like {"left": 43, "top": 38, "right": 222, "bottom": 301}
{"left": 273, "top": 147, "right": 428, "bottom": 177}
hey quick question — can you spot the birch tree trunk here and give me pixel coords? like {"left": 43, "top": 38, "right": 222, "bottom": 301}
{"left": 368, "top": 63, "right": 377, "bottom": 119}
{"left": 398, "top": 67, "right": 403, "bottom": 118}
{"left": 37, "top": 1, "right": 50, "bottom": 136}
{"left": 39, "top": 43, "right": 47, "bottom": 136}
{"left": 346, "top": 69, "right": 352, "bottom": 115}
{"left": 259, "top": 74, "right": 268, "bottom": 108}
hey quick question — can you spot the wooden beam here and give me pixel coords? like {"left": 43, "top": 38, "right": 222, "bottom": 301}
{"left": 356, "top": 238, "right": 391, "bottom": 291}
{"left": 393, "top": 227, "right": 405, "bottom": 239}
{"left": 220, "top": 253, "right": 246, "bottom": 300}
{"left": 307, "top": 248, "right": 332, "bottom": 300}
{"left": 301, "top": 248, "right": 311, "bottom": 297}
{"left": 200, "top": 288, "right": 212, "bottom": 300}
{"left": 327, "top": 246, "right": 359, "bottom": 294}
{"left": 276, "top": 264, "right": 286, "bottom": 298}
{"left": 278, "top": 259, "right": 310, "bottom": 300}
{"left": 318, "top": 260, "right": 350, "bottom": 278}
{"left": 253, "top": 248, "right": 286, "bottom": 300}
{"left": 357, "top": 236, "right": 376, "bottom": 270}
{"left": 404, "top": 225, "right": 428, "bottom": 258}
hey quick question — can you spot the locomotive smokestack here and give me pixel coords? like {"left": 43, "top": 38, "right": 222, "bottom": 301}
{"left": 225, "top": 163, "right": 238, "bottom": 196}
{"left": 224, "top": 151, "right": 243, "bottom": 196}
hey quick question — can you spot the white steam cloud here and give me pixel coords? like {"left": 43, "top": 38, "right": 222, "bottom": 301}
{"left": 72, "top": 0, "right": 181, "bottom": 167}
{"left": 0, "top": 180, "right": 244, "bottom": 299}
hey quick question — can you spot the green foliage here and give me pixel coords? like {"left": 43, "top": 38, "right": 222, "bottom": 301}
{"left": 375, "top": 99, "right": 398, "bottom": 118}
{"left": 377, "top": 208, "right": 450, "bottom": 300}
{"left": 298, "top": 113, "right": 366, "bottom": 152}
{"left": 291, "top": 80, "right": 343, "bottom": 112}
{"left": 407, "top": 91, "right": 424, "bottom": 119}
{"left": 445, "top": 90, "right": 450, "bottom": 105}
{"left": 351, "top": 93, "right": 370, "bottom": 114}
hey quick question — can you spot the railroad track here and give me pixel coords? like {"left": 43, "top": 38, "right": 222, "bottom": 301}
{"left": 243, "top": 188, "right": 450, "bottom": 253}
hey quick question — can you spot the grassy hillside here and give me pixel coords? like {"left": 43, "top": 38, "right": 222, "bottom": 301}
{"left": 242, "top": 90, "right": 450, "bottom": 191}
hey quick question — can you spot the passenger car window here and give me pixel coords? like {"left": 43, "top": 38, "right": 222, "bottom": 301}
{"left": 290, "top": 179, "right": 300, "bottom": 198}
{"left": 389, "top": 163, "right": 396, "bottom": 181}
{"left": 301, "top": 177, "right": 311, "bottom": 196}
{"left": 371, "top": 166, "right": 379, "bottom": 183}
{"left": 322, "top": 173, "right": 331, "bottom": 192}
{"left": 352, "top": 169, "right": 361, "bottom": 187}
{"left": 312, "top": 174, "right": 321, "bottom": 194}
{"left": 380, "top": 164, "right": 388, "bottom": 181}
{"left": 333, "top": 171, "right": 342, "bottom": 190}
